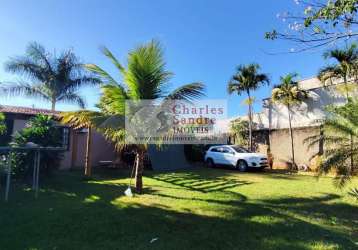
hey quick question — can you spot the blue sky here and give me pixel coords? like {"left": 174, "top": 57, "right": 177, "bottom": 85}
{"left": 0, "top": 0, "right": 327, "bottom": 117}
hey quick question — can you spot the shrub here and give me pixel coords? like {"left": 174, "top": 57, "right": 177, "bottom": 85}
{"left": 0, "top": 113, "right": 6, "bottom": 135}
{"left": 10, "top": 115, "right": 63, "bottom": 179}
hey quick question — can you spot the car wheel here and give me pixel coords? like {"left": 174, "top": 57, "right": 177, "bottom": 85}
{"left": 206, "top": 158, "right": 215, "bottom": 168}
{"left": 236, "top": 160, "right": 248, "bottom": 172}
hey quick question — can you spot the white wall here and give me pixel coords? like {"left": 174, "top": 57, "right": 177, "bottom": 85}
{"left": 262, "top": 84, "right": 350, "bottom": 130}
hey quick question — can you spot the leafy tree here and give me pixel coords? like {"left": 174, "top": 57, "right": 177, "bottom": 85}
{"left": 84, "top": 41, "right": 205, "bottom": 193}
{"left": 0, "top": 113, "right": 6, "bottom": 135}
{"left": 271, "top": 73, "right": 309, "bottom": 169}
{"left": 318, "top": 43, "right": 358, "bottom": 98}
{"left": 1, "top": 42, "right": 100, "bottom": 110}
{"left": 229, "top": 118, "right": 250, "bottom": 147}
{"left": 319, "top": 43, "right": 358, "bottom": 170}
{"left": 11, "top": 115, "right": 63, "bottom": 178}
{"left": 305, "top": 99, "right": 358, "bottom": 199}
{"left": 227, "top": 64, "right": 269, "bottom": 151}
{"left": 266, "top": 0, "right": 358, "bottom": 51}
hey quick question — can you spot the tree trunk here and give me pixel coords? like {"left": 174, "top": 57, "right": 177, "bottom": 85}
{"left": 84, "top": 126, "right": 92, "bottom": 177}
{"left": 247, "top": 90, "right": 253, "bottom": 151}
{"left": 135, "top": 149, "right": 145, "bottom": 194}
{"left": 287, "top": 105, "right": 296, "bottom": 170}
{"left": 343, "top": 74, "right": 354, "bottom": 170}
{"left": 51, "top": 101, "right": 56, "bottom": 111}
{"left": 350, "top": 134, "right": 354, "bottom": 173}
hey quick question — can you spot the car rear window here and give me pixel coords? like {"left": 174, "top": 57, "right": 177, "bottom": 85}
{"left": 231, "top": 146, "right": 251, "bottom": 153}
{"left": 210, "top": 147, "right": 221, "bottom": 152}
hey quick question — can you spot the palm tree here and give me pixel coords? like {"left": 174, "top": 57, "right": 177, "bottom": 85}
{"left": 319, "top": 44, "right": 358, "bottom": 170}
{"left": 61, "top": 110, "right": 101, "bottom": 177}
{"left": 1, "top": 42, "right": 100, "bottom": 111}
{"left": 305, "top": 99, "right": 358, "bottom": 198}
{"left": 271, "top": 73, "right": 309, "bottom": 169}
{"left": 85, "top": 41, "right": 205, "bottom": 193}
{"left": 227, "top": 64, "right": 269, "bottom": 151}
{"left": 318, "top": 43, "right": 358, "bottom": 99}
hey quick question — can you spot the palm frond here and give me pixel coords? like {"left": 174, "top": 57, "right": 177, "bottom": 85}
{"left": 85, "top": 64, "right": 119, "bottom": 86}
{"left": 57, "top": 92, "right": 86, "bottom": 109}
{"left": 0, "top": 82, "right": 51, "bottom": 102}
{"left": 227, "top": 63, "right": 270, "bottom": 96}
{"left": 64, "top": 76, "right": 101, "bottom": 93}
{"left": 271, "top": 73, "right": 308, "bottom": 106}
{"left": 166, "top": 82, "right": 205, "bottom": 102}
{"left": 124, "top": 40, "right": 173, "bottom": 99}
{"left": 5, "top": 58, "right": 48, "bottom": 82}
{"left": 61, "top": 110, "right": 101, "bottom": 129}
{"left": 348, "top": 187, "right": 358, "bottom": 199}
{"left": 98, "top": 84, "right": 128, "bottom": 115}
{"left": 3, "top": 42, "right": 98, "bottom": 110}
{"left": 99, "top": 46, "right": 125, "bottom": 74}
{"left": 26, "top": 42, "right": 54, "bottom": 75}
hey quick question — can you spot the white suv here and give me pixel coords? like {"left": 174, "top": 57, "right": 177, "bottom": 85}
{"left": 204, "top": 145, "right": 268, "bottom": 172}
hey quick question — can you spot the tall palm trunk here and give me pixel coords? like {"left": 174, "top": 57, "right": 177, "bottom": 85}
{"left": 135, "top": 148, "right": 145, "bottom": 193}
{"left": 51, "top": 95, "right": 56, "bottom": 111}
{"left": 247, "top": 90, "right": 253, "bottom": 151}
{"left": 343, "top": 73, "right": 354, "bottom": 171}
{"left": 51, "top": 101, "right": 56, "bottom": 111}
{"left": 84, "top": 126, "right": 92, "bottom": 177}
{"left": 287, "top": 105, "right": 296, "bottom": 169}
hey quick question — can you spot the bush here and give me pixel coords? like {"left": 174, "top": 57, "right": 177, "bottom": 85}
{"left": 10, "top": 115, "right": 63, "bottom": 180}
{"left": 0, "top": 113, "right": 6, "bottom": 135}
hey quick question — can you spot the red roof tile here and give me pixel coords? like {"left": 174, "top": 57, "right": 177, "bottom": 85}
{"left": 0, "top": 105, "right": 59, "bottom": 116}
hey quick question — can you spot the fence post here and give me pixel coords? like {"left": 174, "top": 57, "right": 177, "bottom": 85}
{"left": 5, "top": 152, "right": 12, "bottom": 202}
{"left": 32, "top": 150, "right": 37, "bottom": 190}
{"left": 35, "top": 150, "right": 40, "bottom": 198}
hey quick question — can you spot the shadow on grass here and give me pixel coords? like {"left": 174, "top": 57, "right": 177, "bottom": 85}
{"left": 259, "top": 194, "right": 358, "bottom": 232}
{"left": 0, "top": 171, "right": 357, "bottom": 250}
{"left": 150, "top": 171, "right": 252, "bottom": 193}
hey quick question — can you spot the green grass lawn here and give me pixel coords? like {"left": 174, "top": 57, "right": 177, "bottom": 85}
{"left": 1, "top": 168, "right": 358, "bottom": 250}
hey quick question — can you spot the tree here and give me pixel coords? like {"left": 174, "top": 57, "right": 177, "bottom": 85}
{"left": 0, "top": 113, "right": 6, "bottom": 135}
{"left": 265, "top": 0, "right": 358, "bottom": 52}
{"left": 318, "top": 43, "right": 358, "bottom": 99}
{"left": 60, "top": 110, "right": 101, "bottom": 177}
{"left": 1, "top": 42, "right": 100, "bottom": 111}
{"left": 319, "top": 43, "right": 358, "bottom": 170}
{"left": 85, "top": 41, "right": 205, "bottom": 193}
{"left": 305, "top": 99, "right": 358, "bottom": 199}
{"left": 229, "top": 118, "right": 250, "bottom": 147}
{"left": 271, "top": 73, "right": 309, "bottom": 169}
{"left": 227, "top": 64, "right": 269, "bottom": 151}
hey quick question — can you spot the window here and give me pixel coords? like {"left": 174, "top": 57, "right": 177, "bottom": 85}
{"left": 58, "top": 126, "right": 70, "bottom": 151}
{"left": 222, "top": 147, "right": 234, "bottom": 154}
{"left": 231, "top": 146, "right": 251, "bottom": 153}
{"left": 210, "top": 147, "right": 220, "bottom": 152}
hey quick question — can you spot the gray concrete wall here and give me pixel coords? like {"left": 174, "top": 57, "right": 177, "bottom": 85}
{"left": 267, "top": 126, "right": 321, "bottom": 169}
{"left": 148, "top": 144, "right": 192, "bottom": 171}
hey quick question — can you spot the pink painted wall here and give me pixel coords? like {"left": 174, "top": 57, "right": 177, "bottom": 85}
{"left": 11, "top": 118, "right": 117, "bottom": 170}
{"left": 70, "top": 130, "right": 117, "bottom": 169}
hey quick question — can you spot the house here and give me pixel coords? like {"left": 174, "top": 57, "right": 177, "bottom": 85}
{"left": 232, "top": 77, "right": 356, "bottom": 169}
{"left": 0, "top": 105, "right": 117, "bottom": 170}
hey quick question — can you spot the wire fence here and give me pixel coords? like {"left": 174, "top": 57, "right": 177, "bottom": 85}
{"left": 0, "top": 146, "right": 66, "bottom": 202}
